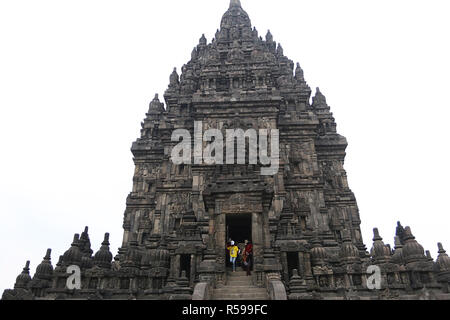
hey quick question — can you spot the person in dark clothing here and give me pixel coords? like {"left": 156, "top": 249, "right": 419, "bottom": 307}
{"left": 242, "top": 240, "right": 253, "bottom": 276}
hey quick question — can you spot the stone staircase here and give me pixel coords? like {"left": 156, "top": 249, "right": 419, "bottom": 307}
{"left": 213, "top": 271, "right": 269, "bottom": 300}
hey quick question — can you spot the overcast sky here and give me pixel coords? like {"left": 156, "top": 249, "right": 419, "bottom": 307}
{"left": 0, "top": 0, "right": 449, "bottom": 293}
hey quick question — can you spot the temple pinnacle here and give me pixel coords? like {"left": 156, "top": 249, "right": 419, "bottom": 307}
{"left": 230, "top": 0, "right": 242, "bottom": 8}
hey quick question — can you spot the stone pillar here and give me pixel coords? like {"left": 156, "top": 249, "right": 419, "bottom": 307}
{"left": 297, "top": 252, "right": 304, "bottom": 276}
{"left": 208, "top": 209, "right": 215, "bottom": 240}
{"left": 190, "top": 254, "right": 196, "bottom": 287}
{"left": 262, "top": 203, "right": 272, "bottom": 249}
{"left": 214, "top": 204, "right": 226, "bottom": 286}
{"left": 302, "top": 252, "right": 314, "bottom": 286}
{"left": 281, "top": 252, "right": 289, "bottom": 283}
{"left": 252, "top": 211, "right": 264, "bottom": 266}
{"left": 174, "top": 255, "right": 181, "bottom": 279}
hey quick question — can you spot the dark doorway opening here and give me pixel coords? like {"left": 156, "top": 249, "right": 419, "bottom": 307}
{"left": 226, "top": 213, "right": 252, "bottom": 244}
{"left": 287, "top": 252, "right": 299, "bottom": 278}
{"left": 180, "top": 254, "right": 191, "bottom": 281}
{"left": 225, "top": 213, "right": 252, "bottom": 269}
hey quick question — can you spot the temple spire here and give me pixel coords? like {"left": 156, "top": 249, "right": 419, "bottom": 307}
{"left": 230, "top": 0, "right": 242, "bottom": 8}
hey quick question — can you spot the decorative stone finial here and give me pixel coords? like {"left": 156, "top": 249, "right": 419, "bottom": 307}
{"left": 373, "top": 228, "right": 382, "bottom": 241}
{"left": 79, "top": 227, "right": 93, "bottom": 257}
{"left": 148, "top": 93, "right": 165, "bottom": 115}
{"left": 199, "top": 34, "right": 207, "bottom": 45}
{"left": 371, "top": 228, "right": 392, "bottom": 264}
{"left": 62, "top": 234, "right": 82, "bottom": 266}
{"left": 72, "top": 234, "right": 80, "bottom": 246}
{"left": 266, "top": 30, "right": 273, "bottom": 42}
{"left": 276, "top": 43, "right": 284, "bottom": 57}
{"left": 438, "top": 242, "right": 446, "bottom": 253}
{"left": 403, "top": 226, "right": 415, "bottom": 240}
{"left": 44, "top": 248, "right": 52, "bottom": 260}
{"left": 392, "top": 236, "right": 404, "bottom": 264}
{"left": 33, "top": 248, "right": 54, "bottom": 281}
{"left": 230, "top": 0, "right": 242, "bottom": 8}
{"left": 169, "top": 68, "right": 179, "bottom": 88}
{"left": 402, "top": 226, "right": 426, "bottom": 264}
{"left": 310, "top": 233, "right": 327, "bottom": 267}
{"left": 340, "top": 229, "right": 360, "bottom": 264}
{"left": 94, "top": 232, "right": 113, "bottom": 269}
{"left": 436, "top": 243, "right": 450, "bottom": 272}
{"left": 289, "top": 269, "right": 307, "bottom": 294}
{"left": 14, "top": 261, "right": 32, "bottom": 289}
{"left": 103, "top": 232, "right": 110, "bottom": 244}
{"left": 395, "top": 221, "right": 405, "bottom": 244}
{"left": 312, "top": 87, "right": 328, "bottom": 108}
{"left": 295, "top": 63, "right": 304, "bottom": 80}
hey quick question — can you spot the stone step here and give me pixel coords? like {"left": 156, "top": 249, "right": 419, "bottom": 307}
{"left": 215, "top": 288, "right": 266, "bottom": 292}
{"left": 227, "top": 279, "right": 253, "bottom": 283}
{"left": 227, "top": 272, "right": 252, "bottom": 276}
{"left": 214, "top": 288, "right": 267, "bottom": 294}
{"left": 227, "top": 275, "right": 253, "bottom": 280}
{"left": 227, "top": 279, "right": 252, "bottom": 283}
{"left": 227, "top": 271, "right": 248, "bottom": 275}
{"left": 213, "top": 293, "right": 269, "bottom": 300}
{"left": 226, "top": 281, "right": 253, "bottom": 285}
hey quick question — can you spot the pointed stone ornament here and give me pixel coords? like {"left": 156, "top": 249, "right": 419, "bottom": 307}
{"left": 392, "top": 236, "right": 404, "bottom": 264}
{"left": 313, "top": 87, "right": 327, "bottom": 107}
{"left": 402, "top": 227, "right": 426, "bottom": 264}
{"left": 94, "top": 233, "right": 113, "bottom": 269}
{"left": 396, "top": 221, "right": 406, "bottom": 245}
{"left": 230, "top": 0, "right": 242, "bottom": 8}
{"left": 199, "top": 34, "right": 207, "bottom": 45}
{"left": 370, "top": 228, "right": 391, "bottom": 264}
{"left": 436, "top": 243, "right": 450, "bottom": 272}
{"left": 148, "top": 93, "right": 165, "bottom": 115}
{"left": 33, "top": 249, "right": 53, "bottom": 281}
{"left": 276, "top": 43, "right": 284, "bottom": 57}
{"left": 169, "top": 68, "right": 179, "bottom": 88}
{"left": 79, "top": 226, "right": 93, "bottom": 257}
{"left": 266, "top": 30, "right": 273, "bottom": 42}
{"left": 63, "top": 234, "right": 82, "bottom": 266}
{"left": 289, "top": 269, "right": 308, "bottom": 295}
{"left": 123, "top": 232, "right": 141, "bottom": 268}
{"left": 340, "top": 229, "right": 360, "bottom": 264}
{"left": 373, "top": 228, "right": 382, "bottom": 241}
{"left": 14, "top": 261, "right": 32, "bottom": 289}
{"left": 295, "top": 63, "right": 304, "bottom": 80}
{"left": 310, "top": 233, "right": 327, "bottom": 267}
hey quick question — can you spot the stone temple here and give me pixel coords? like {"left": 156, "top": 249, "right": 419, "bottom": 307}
{"left": 3, "top": 0, "right": 450, "bottom": 300}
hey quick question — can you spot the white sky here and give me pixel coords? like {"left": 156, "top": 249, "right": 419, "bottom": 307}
{"left": 0, "top": 0, "right": 449, "bottom": 293}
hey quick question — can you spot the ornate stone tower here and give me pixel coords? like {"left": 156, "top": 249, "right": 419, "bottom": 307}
{"left": 3, "top": 0, "right": 450, "bottom": 300}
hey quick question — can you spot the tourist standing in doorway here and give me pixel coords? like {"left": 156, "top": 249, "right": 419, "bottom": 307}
{"left": 243, "top": 240, "right": 253, "bottom": 276}
{"left": 228, "top": 241, "right": 239, "bottom": 272}
{"left": 226, "top": 239, "right": 232, "bottom": 267}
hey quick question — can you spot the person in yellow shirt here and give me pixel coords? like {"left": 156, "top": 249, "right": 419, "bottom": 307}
{"left": 227, "top": 241, "right": 240, "bottom": 272}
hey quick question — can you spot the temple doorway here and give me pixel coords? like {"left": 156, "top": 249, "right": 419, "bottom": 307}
{"left": 226, "top": 213, "right": 252, "bottom": 244}
{"left": 225, "top": 213, "right": 252, "bottom": 269}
